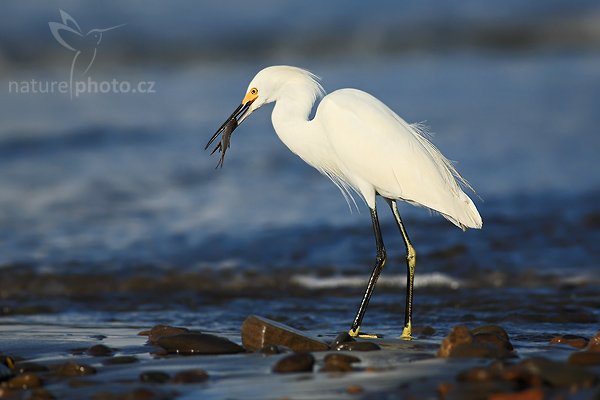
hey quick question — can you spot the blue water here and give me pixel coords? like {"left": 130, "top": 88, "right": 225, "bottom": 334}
{"left": 0, "top": 1, "right": 599, "bottom": 288}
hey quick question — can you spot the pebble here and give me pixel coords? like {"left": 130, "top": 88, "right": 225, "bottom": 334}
{"left": 156, "top": 333, "right": 244, "bottom": 355}
{"left": 549, "top": 334, "right": 588, "bottom": 349}
{"left": 7, "top": 373, "right": 43, "bottom": 390}
{"left": 171, "top": 369, "right": 209, "bottom": 384}
{"left": 334, "top": 341, "right": 380, "bottom": 352}
{"left": 139, "top": 371, "right": 170, "bottom": 384}
{"left": 55, "top": 362, "right": 96, "bottom": 377}
{"left": 103, "top": 356, "right": 138, "bottom": 365}
{"left": 438, "top": 325, "right": 513, "bottom": 358}
{"left": 241, "top": 315, "right": 330, "bottom": 352}
{"left": 272, "top": 353, "right": 315, "bottom": 373}
{"left": 331, "top": 332, "right": 355, "bottom": 348}
{"left": 87, "top": 344, "right": 114, "bottom": 357}
{"left": 346, "top": 384, "right": 364, "bottom": 394}
{"left": 588, "top": 331, "right": 600, "bottom": 352}
{"left": 139, "top": 324, "right": 190, "bottom": 344}
{"left": 320, "top": 353, "right": 360, "bottom": 373}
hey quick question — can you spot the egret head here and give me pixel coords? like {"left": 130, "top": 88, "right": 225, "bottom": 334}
{"left": 205, "top": 66, "right": 323, "bottom": 166}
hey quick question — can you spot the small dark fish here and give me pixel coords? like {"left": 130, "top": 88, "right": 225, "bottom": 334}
{"left": 211, "top": 117, "right": 238, "bottom": 168}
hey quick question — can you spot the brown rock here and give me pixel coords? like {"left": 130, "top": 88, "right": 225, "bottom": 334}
{"left": 157, "top": 333, "right": 244, "bottom": 355}
{"left": 258, "top": 345, "right": 290, "bottom": 355}
{"left": 139, "top": 324, "right": 190, "bottom": 344}
{"left": 241, "top": 315, "right": 329, "bottom": 352}
{"left": 438, "top": 325, "right": 473, "bottom": 357}
{"left": 346, "top": 384, "right": 363, "bottom": 394}
{"left": 324, "top": 353, "right": 361, "bottom": 365}
{"left": 87, "top": 344, "right": 114, "bottom": 357}
{"left": 55, "top": 362, "right": 96, "bottom": 377}
{"left": 588, "top": 331, "right": 600, "bottom": 352}
{"left": 439, "top": 325, "right": 513, "bottom": 359}
{"left": 549, "top": 334, "right": 588, "bottom": 349}
{"left": 272, "top": 353, "right": 315, "bottom": 373}
{"left": 568, "top": 351, "right": 600, "bottom": 366}
{"left": 171, "top": 369, "right": 209, "bottom": 384}
{"left": 334, "top": 341, "right": 380, "bottom": 352}
{"left": 7, "top": 373, "right": 42, "bottom": 389}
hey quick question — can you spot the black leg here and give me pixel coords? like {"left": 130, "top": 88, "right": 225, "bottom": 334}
{"left": 349, "top": 207, "right": 386, "bottom": 337}
{"left": 388, "top": 200, "right": 416, "bottom": 339}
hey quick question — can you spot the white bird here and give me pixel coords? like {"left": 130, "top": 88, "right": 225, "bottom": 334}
{"left": 206, "top": 66, "right": 482, "bottom": 339}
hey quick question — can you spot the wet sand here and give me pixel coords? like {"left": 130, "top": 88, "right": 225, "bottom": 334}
{"left": 1, "top": 269, "right": 599, "bottom": 399}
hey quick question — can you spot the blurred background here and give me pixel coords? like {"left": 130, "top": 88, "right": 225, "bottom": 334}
{"left": 0, "top": 0, "right": 599, "bottom": 294}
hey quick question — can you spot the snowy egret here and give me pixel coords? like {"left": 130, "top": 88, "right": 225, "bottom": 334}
{"left": 206, "top": 66, "right": 482, "bottom": 339}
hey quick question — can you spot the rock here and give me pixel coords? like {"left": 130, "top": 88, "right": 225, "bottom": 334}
{"left": 157, "top": 333, "right": 244, "bottom": 355}
{"left": 568, "top": 351, "right": 600, "bottom": 366}
{"left": 55, "top": 362, "right": 96, "bottom": 377}
{"left": 7, "top": 373, "right": 43, "bottom": 389}
{"left": 519, "top": 357, "right": 597, "bottom": 388}
{"left": 171, "top": 369, "right": 209, "bottom": 384}
{"left": 241, "top": 315, "right": 329, "bottom": 352}
{"left": 258, "top": 345, "right": 290, "bottom": 355}
{"left": 87, "top": 344, "right": 113, "bottom": 357}
{"left": 103, "top": 356, "right": 139, "bottom": 365}
{"left": 438, "top": 325, "right": 473, "bottom": 357}
{"left": 272, "top": 353, "right": 315, "bottom": 373}
{"left": 334, "top": 341, "right": 380, "bottom": 352}
{"left": 549, "top": 334, "right": 588, "bottom": 349}
{"left": 331, "top": 332, "right": 355, "bottom": 347}
{"left": 488, "top": 388, "right": 544, "bottom": 400}
{"left": 438, "top": 325, "right": 513, "bottom": 359}
{"left": 321, "top": 353, "right": 360, "bottom": 372}
{"left": 346, "top": 384, "right": 364, "bottom": 394}
{"left": 139, "top": 371, "right": 170, "bottom": 384}
{"left": 324, "top": 353, "right": 361, "bottom": 365}
{"left": 139, "top": 324, "right": 190, "bottom": 344}
{"left": 588, "top": 331, "right": 600, "bottom": 352}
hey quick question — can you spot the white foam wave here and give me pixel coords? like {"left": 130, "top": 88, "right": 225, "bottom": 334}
{"left": 291, "top": 272, "right": 462, "bottom": 290}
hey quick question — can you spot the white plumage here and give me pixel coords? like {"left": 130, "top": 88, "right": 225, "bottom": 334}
{"left": 207, "top": 65, "right": 482, "bottom": 338}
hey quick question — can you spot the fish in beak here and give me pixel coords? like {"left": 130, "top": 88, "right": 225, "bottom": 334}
{"left": 205, "top": 88, "right": 258, "bottom": 168}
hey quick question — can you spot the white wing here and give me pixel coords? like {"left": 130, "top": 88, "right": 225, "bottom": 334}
{"left": 316, "top": 88, "right": 482, "bottom": 229}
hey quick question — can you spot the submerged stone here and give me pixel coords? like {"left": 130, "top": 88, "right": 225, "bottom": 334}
{"left": 86, "top": 344, "right": 114, "bottom": 357}
{"left": 139, "top": 325, "right": 190, "bottom": 344}
{"left": 157, "top": 332, "right": 244, "bottom": 355}
{"left": 7, "top": 373, "right": 43, "bottom": 390}
{"left": 438, "top": 325, "right": 514, "bottom": 359}
{"left": 272, "top": 352, "right": 315, "bottom": 373}
{"left": 139, "top": 371, "right": 170, "bottom": 384}
{"left": 334, "top": 341, "right": 380, "bottom": 352}
{"left": 241, "top": 315, "right": 329, "bottom": 352}
{"left": 171, "top": 369, "right": 209, "bottom": 384}
{"left": 55, "top": 362, "right": 96, "bottom": 377}
{"left": 549, "top": 334, "right": 588, "bottom": 349}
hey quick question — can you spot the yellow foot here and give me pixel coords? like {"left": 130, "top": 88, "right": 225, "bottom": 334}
{"left": 400, "top": 324, "right": 412, "bottom": 340}
{"left": 348, "top": 327, "right": 381, "bottom": 338}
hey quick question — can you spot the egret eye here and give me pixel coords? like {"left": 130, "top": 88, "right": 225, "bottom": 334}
{"left": 250, "top": 88, "right": 258, "bottom": 95}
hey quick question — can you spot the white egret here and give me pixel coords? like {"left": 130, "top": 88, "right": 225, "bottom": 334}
{"left": 206, "top": 66, "right": 482, "bottom": 339}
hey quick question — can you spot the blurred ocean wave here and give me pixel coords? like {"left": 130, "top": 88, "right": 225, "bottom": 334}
{"left": 1, "top": 1, "right": 600, "bottom": 70}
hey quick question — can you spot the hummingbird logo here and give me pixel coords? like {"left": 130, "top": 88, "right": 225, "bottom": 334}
{"left": 49, "top": 10, "right": 124, "bottom": 97}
